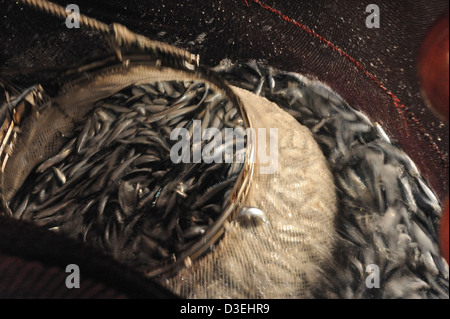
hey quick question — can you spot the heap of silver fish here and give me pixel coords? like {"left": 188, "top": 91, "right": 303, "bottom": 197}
{"left": 1, "top": 60, "right": 448, "bottom": 299}
{"left": 7, "top": 80, "right": 246, "bottom": 271}
{"left": 214, "top": 61, "right": 448, "bottom": 299}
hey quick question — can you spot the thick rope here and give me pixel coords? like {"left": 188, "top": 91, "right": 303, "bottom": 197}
{"left": 20, "top": 0, "right": 110, "bottom": 33}
{"left": 19, "top": 0, "right": 200, "bottom": 68}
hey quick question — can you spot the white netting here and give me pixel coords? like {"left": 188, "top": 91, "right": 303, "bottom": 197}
{"left": 166, "top": 87, "right": 337, "bottom": 298}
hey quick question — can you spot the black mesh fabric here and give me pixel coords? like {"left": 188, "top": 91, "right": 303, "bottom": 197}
{"left": 0, "top": 0, "right": 449, "bottom": 299}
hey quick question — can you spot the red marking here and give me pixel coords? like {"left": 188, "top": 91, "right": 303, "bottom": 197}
{"left": 247, "top": 0, "right": 449, "bottom": 167}
{"left": 244, "top": 0, "right": 249, "bottom": 7}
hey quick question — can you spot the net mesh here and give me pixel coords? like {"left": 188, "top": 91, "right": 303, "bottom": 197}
{"left": 166, "top": 87, "right": 337, "bottom": 298}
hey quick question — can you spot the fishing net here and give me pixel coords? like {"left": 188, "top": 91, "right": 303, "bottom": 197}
{"left": 0, "top": 2, "right": 338, "bottom": 296}
{"left": 215, "top": 63, "right": 448, "bottom": 298}
{"left": 0, "top": 0, "right": 448, "bottom": 299}
{"left": 167, "top": 85, "right": 337, "bottom": 298}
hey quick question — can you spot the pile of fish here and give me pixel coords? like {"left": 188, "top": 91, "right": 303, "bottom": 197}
{"left": 7, "top": 80, "right": 246, "bottom": 271}
{"left": 1, "top": 60, "right": 448, "bottom": 298}
{"left": 214, "top": 61, "right": 449, "bottom": 299}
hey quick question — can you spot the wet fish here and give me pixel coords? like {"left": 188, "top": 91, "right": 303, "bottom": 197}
{"left": 236, "top": 207, "right": 269, "bottom": 226}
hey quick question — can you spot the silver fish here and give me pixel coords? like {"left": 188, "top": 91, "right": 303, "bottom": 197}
{"left": 235, "top": 207, "right": 269, "bottom": 226}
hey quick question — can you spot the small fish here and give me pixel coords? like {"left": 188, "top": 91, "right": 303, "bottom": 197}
{"left": 374, "top": 122, "right": 391, "bottom": 143}
{"left": 36, "top": 138, "right": 76, "bottom": 173}
{"left": 134, "top": 155, "right": 160, "bottom": 166}
{"left": 153, "top": 98, "right": 169, "bottom": 105}
{"left": 182, "top": 226, "right": 208, "bottom": 240}
{"left": 52, "top": 167, "right": 67, "bottom": 186}
{"left": 253, "top": 77, "right": 265, "bottom": 96}
{"left": 118, "top": 181, "right": 138, "bottom": 216}
{"left": 34, "top": 199, "right": 74, "bottom": 220}
{"left": 13, "top": 193, "right": 29, "bottom": 219}
{"left": 193, "top": 176, "right": 237, "bottom": 208}
{"left": 138, "top": 84, "right": 159, "bottom": 96}
{"left": 110, "top": 154, "right": 140, "bottom": 182}
{"left": 97, "top": 194, "right": 109, "bottom": 224}
{"left": 162, "top": 81, "right": 178, "bottom": 98}
{"left": 211, "top": 109, "right": 224, "bottom": 130}
{"left": 156, "top": 81, "right": 166, "bottom": 94}
{"left": 100, "top": 103, "right": 132, "bottom": 114}
{"left": 104, "top": 118, "right": 134, "bottom": 145}
{"left": 143, "top": 104, "right": 166, "bottom": 113}
{"left": 235, "top": 207, "right": 269, "bottom": 226}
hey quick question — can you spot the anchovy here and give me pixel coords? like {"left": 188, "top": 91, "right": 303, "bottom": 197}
{"left": 34, "top": 199, "right": 74, "bottom": 220}
{"left": 36, "top": 138, "right": 76, "bottom": 173}
{"left": 138, "top": 84, "right": 159, "bottom": 96}
{"left": 104, "top": 119, "right": 134, "bottom": 145}
{"left": 134, "top": 155, "right": 160, "bottom": 166}
{"left": 52, "top": 167, "right": 67, "bottom": 186}
{"left": 143, "top": 104, "right": 166, "bottom": 113}
{"left": 100, "top": 103, "right": 132, "bottom": 114}
{"left": 193, "top": 176, "right": 237, "bottom": 208}
{"left": 236, "top": 207, "right": 269, "bottom": 225}
{"left": 182, "top": 226, "right": 208, "bottom": 240}
{"left": 110, "top": 154, "right": 140, "bottom": 182}
{"left": 119, "top": 181, "right": 138, "bottom": 216}
{"left": 3, "top": 76, "right": 239, "bottom": 285}
{"left": 13, "top": 193, "right": 29, "bottom": 219}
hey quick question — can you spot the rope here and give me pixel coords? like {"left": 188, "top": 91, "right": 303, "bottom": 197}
{"left": 19, "top": 0, "right": 200, "bottom": 68}
{"left": 20, "top": 0, "right": 110, "bottom": 33}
